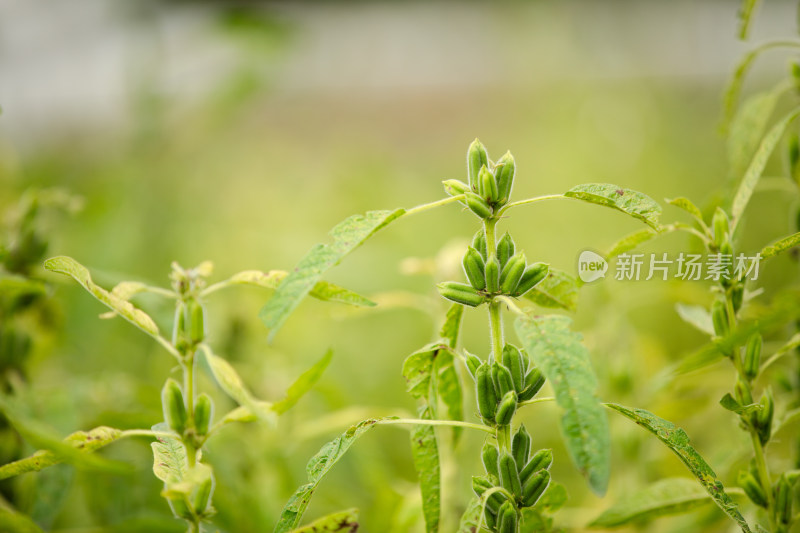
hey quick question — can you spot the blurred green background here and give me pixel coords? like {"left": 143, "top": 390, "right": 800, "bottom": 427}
{"left": 2, "top": 1, "right": 800, "bottom": 531}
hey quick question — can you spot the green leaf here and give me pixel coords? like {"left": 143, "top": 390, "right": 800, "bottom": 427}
{"left": 151, "top": 430, "right": 186, "bottom": 485}
{"left": 667, "top": 197, "right": 706, "bottom": 225}
{"left": 536, "top": 482, "right": 568, "bottom": 513}
{"left": 760, "top": 231, "right": 800, "bottom": 260}
{"left": 457, "top": 497, "right": 482, "bottom": 533}
{"left": 273, "top": 350, "right": 333, "bottom": 415}
{"left": 436, "top": 354, "right": 463, "bottom": 443}
{"left": 719, "top": 393, "right": 761, "bottom": 415}
{"left": 289, "top": 509, "right": 359, "bottom": 533}
{"left": 44, "top": 256, "right": 159, "bottom": 337}
{"left": 564, "top": 184, "right": 662, "bottom": 230}
{"left": 273, "top": 418, "right": 386, "bottom": 533}
{"left": 524, "top": 268, "right": 580, "bottom": 312}
{"left": 223, "top": 270, "right": 375, "bottom": 307}
{"left": 737, "top": 0, "right": 761, "bottom": 39}
{"left": 731, "top": 107, "right": 800, "bottom": 229}
{"left": 515, "top": 314, "right": 610, "bottom": 496}
{"left": 727, "top": 88, "right": 783, "bottom": 181}
{"left": 411, "top": 406, "right": 441, "bottom": 533}
{"left": 402, "top": 343, "right": 446, "bottom": 400}
{"left": 260, "top": 209, "right": 404, "bottom": 341}
{"left": 0, "top": 426, "right": 123, "bottom": 481}
{"left": 0, "top": 508, "right": 45, "bottom": 533}
{"left": 200, "top": 345, "right": 276, "bottom": 425}
{"left": 439, "top": 303, "right": 463, "bottom": 349}
{"left": 589, "top": 477, "right": 716, "bottom": 528}
{"left": 675, "top": 303, "right": 715, "bottom": 336}
{"left": 519, "top": 508, "right": 558, "bottom": 533}
{"left": 606, "top": 403, "right": 751, "bottom": 533}
{"left": 606, "top": 228, "right": 659, "bottom": 259}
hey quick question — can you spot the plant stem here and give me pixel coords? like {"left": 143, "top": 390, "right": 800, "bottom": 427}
{"left": 182, "top": 352, "right": 198, "bottom": 468}
{"left": 484, "top": 217, "right": 504, "bottom": 363}
{"left": 378, "top": 418, "right": 495, "bottom": 434}
{"left": 404, "top": 195, "right": 465, "bottom": 216}
{"left": 496, "top": 194, "right": 564, "bottom": 217}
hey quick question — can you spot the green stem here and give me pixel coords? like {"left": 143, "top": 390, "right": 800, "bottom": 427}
{"left": 519, "top": 396, "right": 555, "bottom": 408}
{"left": 378, "top": 418, "right": 495, "bottom": 434}
{"left": 182, "top": 352, "right": 198, "bottom": 468}
{"left": 484, "top": 218, "right": 504, "bottom": 363}
{"left": 497, "top": 424, "right": 511, "bottom": 453}
{"left": 120, "top": 429, "right": 178, "bottom": 440}
{"left": 496, "top": 194, "right": 564, "bottom": 217}
{"left": 404, "top": 195, "right": 465, "bottom": 216}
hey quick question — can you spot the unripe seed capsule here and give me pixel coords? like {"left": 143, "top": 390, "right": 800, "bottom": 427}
{"left": 495, "top": 151, "right": 516, "bottom": 205}
{"left": 485, "top": 255, "right": 500, "bottom": 293}
{"left": 162, "top": 378, "right": 187, "bottom": 435}
{"left": 502, "top": 344, "right": 526, "bottom": 394}
{"left": 744, "top": 333, "right": 762, "bottom": 380}
{"left": 462, "top": 247, "right": 487, "bottom": 291}
{"left": 465, "top": 351, "right": 482, "bottom": 378}
{"left": 522, "top": 469, "right": 551, "bottom": 507}
{"left": 738, "top": 470, "right": 767, "bottom": 507}
{"left": 192, "top": 472, "right": 215, "bottom": 515}
{"left": 443, "top": 179, "right": 470, "bottom": 198}
{"left": 492, "top": 362, "right": 516, "bottom": 398}
{"left": 711, "top": 299, "right": 729, "bottom": 337}
{"left": 484, "top": 507, "right": 498, "bottom": 530}
{"left": 168, "top": 497, "right": 194, "bottom": 521}
{"left": 512, "top": 425, "right": 532, "bottom": 468}
{"left": 756, "top": 389, "right": 774, "bottom": 446}
{"left": 498, "top": 451, "right": 523, "bottom": 498}
{"left": 500, "top": 253, "right": 527, "bottom": 295}
{"left": 513, "top": 263, "right": 549, "bottom": 297}
{"left": 472, "top": 230, "right": 487, "bottom": 260}
{"left": 188, "top": 300, "right": 205, "bottom": 345}
{"left": 712, "top": 207, "right": 730, "bottom": 250}
{"left": 495, "top": 391, "right": 518, "bottom": 426}
{"left": 472, "top": 475, "right": 493, "bottom": 497}
{"left": 485, "top": 488, "right": 509, "bottom": 514}
{"left": 732, "top": 285, "right": 744, "bottom": 312}
{"left": 476, "top": 364, "right": 498, "bottom": 423}
{"left": 497, "top": 500, "right": 518, "bottom": 533}
{"left": 479, "top": 166, "right": 499, "bottom": 204}
{"left": 193, "top": 393, "right": 213, "bottom": 437}
{"left": 482, "top": 442, "right": 500, "bottom": 479}
{"left": 776, "top": 476, "right": 792, "bottom": 525}
{"left": 436, "top": 282, "right": 485, "bottom": 308}
{"left": 519, "top": 449, "right": 553, "bottom": 484}
{"left": 735, "top": 378, "right": 753, "bottom": 405}
{"left": 496, "top": 233, "right": 516, "bottom": 269}
{"left": 467, "top": 139, "right": 489, "bottom": 190}
{"left": 173, "top": 301, "right": 187, "bottom": 347}
{"left": 465, "top": 191, "right": 493, "bottom": 219}
{"left": 518, "top": 367, "right": 545, "bottom": 402}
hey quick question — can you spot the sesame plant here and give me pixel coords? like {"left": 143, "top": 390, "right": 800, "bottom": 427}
{"left": 261, "top": 140, "right": 758, "bottom": 532}
{"left": 0, "top": 253, "right": 376, "bottom": 532}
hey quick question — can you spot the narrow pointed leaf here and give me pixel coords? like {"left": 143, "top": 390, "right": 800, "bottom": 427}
{"left": 589, "top": 477, "right": 716, "bottom": 528}
{"left": 760, "top": 231, "right": 800, "bottom": 260}
{"left": 667, "top": 197, "right": 706, "bottom": 225}
{"left": 675, "top": 303, "right": 715, "bottom": 336}
{"left": 720, "top": 393, "right": 760, "bottom": 415}
{"left": 223, "top": 270, "right": 375, "bottom": 307}
{"left": 728, "top": 88, "right": 783, "bottom": 181}
{"left": 606, "top": 403, "right": 751, "bottom": 533}
{"left": 273, "top": 418, "right": 387, "bottom": 533}
{"left": 607, "top": 228, "right": 659, "bottom": 258}
{"left": 0, "top": 508, "right": 45, "bottom": 533}
{"left": 737, "top": 0, "right": 761, "bottom": 39}
{"left": 411, "top": 406, "right": 441, "bottom": 533}
{"left": 44, "top": 256, "right": 159, "bottom": 336}
{"left": 524, "top": 268, "right": 580, "bottom": 312}
{"left": 515, "top": 314, "right": 610, "bottom": 495}
{"left": 436, "top": 357, "right": 463, "bottom": 442}
{"left": 151, "top": 429, "right": 186, "bottom": 485}
{"left": 273, "top": 350, "right": 333, "bottom": 415}
{"left": 564, "top": 184, "right": 662, "bottom": 229}
{"left": 439, "top": 303, "right": 463, "bottom": 348}
{"left": 731, "top": 107, "right": 800, "bottom": 229}
{"left": 260, "top": 209, "right": 404, "bottom": 341}
{"left": 457, "top": 497, "right": 482, "bottom": 533}
{"left": 289, "top": 509, "right": 359, "bottom": 533}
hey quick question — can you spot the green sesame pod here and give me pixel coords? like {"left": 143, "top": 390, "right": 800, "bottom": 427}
{"left": 485, "top": 488, "right": 509, "bottom": 515}
{"left": 476, "top": 364, "right": 498, "bottom": 423}
{"left": 463, "top": 247, "right": 487, "bottom": 291}
{"left": 500, "top": 253, "right": 527, "bottom": 294}
{"left": 443, "top": 179, "right": 470, "bottom": 198}
{"left": 436, "top": 282, "right": 485, "bottom": 308}
{"left": 776, "top": 476, "right": 793, "bottom": 524}
{"left": 498, "top": 451, "right": 523, "bottom": 498}
{"left": 485, "top": 255, "right": 500, "bottom": 293}
{"left": 472, "top": 229, "right": 487, "bottom": 260}
{"left": 484, "top": 506, "right": 498, "bottom": 530}
{"left": 512, "top": 425, "right": 532, "bottom": 469}
{"left": 513, "top": 263, "right": 549, "bottom": 297}
{"left": 496, "top": 233, "right": 516, "bottom": 269}
{"left": 192, "top": 472, "right": 215, "bottom": 515}
{"left": 167, "top": 497, "right": 194, "bottom": 521}
{"left": 738, "top": 470, "right": 767, "bottom": 507}
{"left": 495, "top": 151, "right": 516, "bottom": 205}
{"left": 497, "top": 500, "right": 518, "bottom": 533}
{"left": 519, "top": 449, "right": 553, "bottom": 484}
{"left": 711, "top": 299, "right": 729, "bottom": 337}
{"left": 495, "top": 390, "right": 518, "bottom": 427}
{"left": 465, "top": 191, "right": 493, "bottom": 219}
{"left": 502, "top": 344, "right": 526, "bottom": 394}
{"left": 492, "top": 362, "right": 516, "bottom": 398}
{"left": 472, "top": 475, "right": 493, "bottom": 497}
{"left": 735, "top": 378, "right": 753, "bottom": 405}
{"left": 756, "top": 388, "right": 774, "bottom": 446}
{"left": 188, "top": 300, "right": 205, "bottom": 345}
{"left": 465, "top": 350, "right": 482, "bottom": 378}
{"left": 712, "top": 207, "right": 730, "bottom": 249}
{"left": 467, "top": 138, "right": 489, "bottom": 190}
{"left": 479, "top": 165, "right": 499, "bottom": 204}
{"left": 744, "top": 333, "right": 762, "bottom": 380}
{"left": 162, "top": 378, "right": 188, "bottom": 435}
{"left": 522, "top": 469, "right": 551, "bottom": 507}
{"left": 172, "top": 301, "right": 187, "bottom": 347}
{"left": 482, "top": 442, "right": 500, "bottom": 479}
{"left": 193, "top": 393, "right": 214, "bottom": 437}
{"left": 518, "top": 367, "right": 545, "bottom": 402}
{"left": 732, "top": 285, "right": 744, "bottom": 312}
